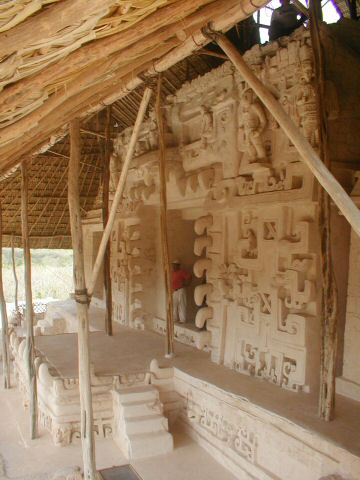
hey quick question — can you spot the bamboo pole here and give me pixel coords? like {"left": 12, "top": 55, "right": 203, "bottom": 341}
{"left": 103, "top": 106, "right": 113, "bottom": 336}
{"left": 68, "top": 119, "right": 97, "bottom": 480}
{"left": 0, "top": 203, "right": 11, "bottom": 389}
{"left": 309, "top": 0, "right": 338, "bottom": 421}
{"left": 88, "top": 87, "right": 152, "bottom": 299}
{"left": 11, "top": 236, "right": 19, "bottom": 315}
{"left": 20, "top": 162, "right": 38, "bottom": 439}
{"left": 156, "top": 75, "right": 174, "bottom": 357}
{"left": 215, "top": 34, "right": 360, "bottom": 239}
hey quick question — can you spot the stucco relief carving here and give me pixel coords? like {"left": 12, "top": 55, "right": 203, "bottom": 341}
{"left": 184, "top": 390, "right": 256, "bottom": 463}
{"left": 237, "top": 87, "right": 267, "bottom": 163}
{"left": 106, "top": 30, "right": 320, "bottom": 393}
{"left": 111, "top": 220, "right": 155, "bottom": 329}
{"left": 193, "top": 214, "right": 215, "bottom": 330}
{"left": 220, "top": 206, "right": 317, "bottom": 392}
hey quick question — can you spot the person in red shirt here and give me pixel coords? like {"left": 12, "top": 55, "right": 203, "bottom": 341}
{"left": 171, "top": 260, "right": 191, "bottom": 324}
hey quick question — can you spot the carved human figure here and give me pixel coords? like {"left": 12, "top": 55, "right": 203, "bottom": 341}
{"left": 296, "top": 63, "right": 319, "bottom": 147}
{"left": 200, "top": 106, "right": 214, "bottom": 147}
{"left": 238, "top": 88, "right": 267, "bottom": 162}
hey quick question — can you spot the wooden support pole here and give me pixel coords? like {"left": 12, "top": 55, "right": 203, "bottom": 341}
{"left": 21, "top": 162, "right": 38, "bottom": 439}
{"left": 11, "top": 236, "right": 19, "bottom": 315}
{"left": 309, "top": 0, "right": 338, "bottom": 421}
{"left": 88, "top": 88, "right": 152, "bottom": 299}
{"left": 0, "top": 203, "right": 11, "bottom": 389}
{"left": 215, "top": 34, "right": 360, "bottom": 239}
{"left": 81, "top": 129, "right": 106, "bottom": 140}
{"left": 103, "top": 106, "right": 113, "bottom": 336}
{"left": 156, "top": 75, "right": 174, "bottom": 357}
{"left": 68, "top": 119, "right": 97, "bottom": 480}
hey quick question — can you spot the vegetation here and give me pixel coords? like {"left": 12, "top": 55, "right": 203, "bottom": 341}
{"left": 2, "top": 249, "right": 73, "bottom": 303}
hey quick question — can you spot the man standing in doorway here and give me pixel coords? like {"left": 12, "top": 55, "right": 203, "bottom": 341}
{"left": 171, "top": 260, "right": 191, "bottom": 324}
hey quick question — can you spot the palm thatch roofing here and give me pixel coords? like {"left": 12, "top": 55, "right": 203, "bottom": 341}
{"left": 0, "top": 0, "right": 358, "bottom": 248}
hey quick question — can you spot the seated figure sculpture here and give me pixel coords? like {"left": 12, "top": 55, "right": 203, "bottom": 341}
{"left": 238, "top": 88, "right": 267, "bottom": 163}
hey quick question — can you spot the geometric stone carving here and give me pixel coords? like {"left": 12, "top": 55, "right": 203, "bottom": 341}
{"left": 237, "top": 87, "right": 267, "bottom": 163}
{"left": 195, "top": 306, "right": 213, "bottom": 329}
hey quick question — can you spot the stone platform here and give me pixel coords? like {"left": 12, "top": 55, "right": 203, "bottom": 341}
{"left": 9, "top": 320, "right": 360, "bottom": 479}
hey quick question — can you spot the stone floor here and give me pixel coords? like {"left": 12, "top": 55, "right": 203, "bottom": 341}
{"left": 34, "top": 323, "right": 360, "bottom": 458}
{"left": 0, "top": 380, "right": 237, "bottom": 480}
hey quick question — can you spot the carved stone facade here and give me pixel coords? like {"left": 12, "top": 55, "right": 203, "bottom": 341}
{"left": 105, "top": 29, "right": 322, "bottom": 394}
{"left": 110, "top": 217, "right": 157, "bottom": 330}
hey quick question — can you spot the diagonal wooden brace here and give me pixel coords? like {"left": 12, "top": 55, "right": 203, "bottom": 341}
{"left": 216, "top": 34, "right": 360, "bottom": 238}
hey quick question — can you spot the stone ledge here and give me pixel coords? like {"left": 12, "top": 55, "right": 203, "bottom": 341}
{"left": 336, "top": 376, "right": 360, "bottom": 402}
{"left": 152, "top": 317, "right": 211, "bottom": 350}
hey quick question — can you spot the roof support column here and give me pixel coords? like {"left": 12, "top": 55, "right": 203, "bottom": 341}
{"left": 0, "top": 202, "right": 11, "bottom": 389}
{"left": 309, "top": 0, "right": 337, "bottom": 421}
{"left": 68, "top": 119, "right": 97, "bottom": 480}
{"left": 156, "top": 75, "right": 174, "bottom": 357}
{"left": 21, "top": 162, "right": 38, "bottom": 439}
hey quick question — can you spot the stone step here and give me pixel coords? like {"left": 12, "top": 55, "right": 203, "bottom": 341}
{"left": 122, "top": 399, "right": 162, "bottom": 418}
{"left": 128, "top": 431, "right": 174, "bottom": 459}
{"left": 126, "top": 414, "right": 168, "bottom": 435}
{"left": 116, "top": 385, "right": 159, "bottom": 403}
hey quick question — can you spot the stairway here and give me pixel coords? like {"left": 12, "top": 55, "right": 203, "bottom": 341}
{"left": 112, "top": 384, "right": 173, "bottom": 459}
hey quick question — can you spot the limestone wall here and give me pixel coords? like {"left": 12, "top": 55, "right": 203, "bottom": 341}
{"left": 337, "top": 226, "right": 360, "bottom": 401}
